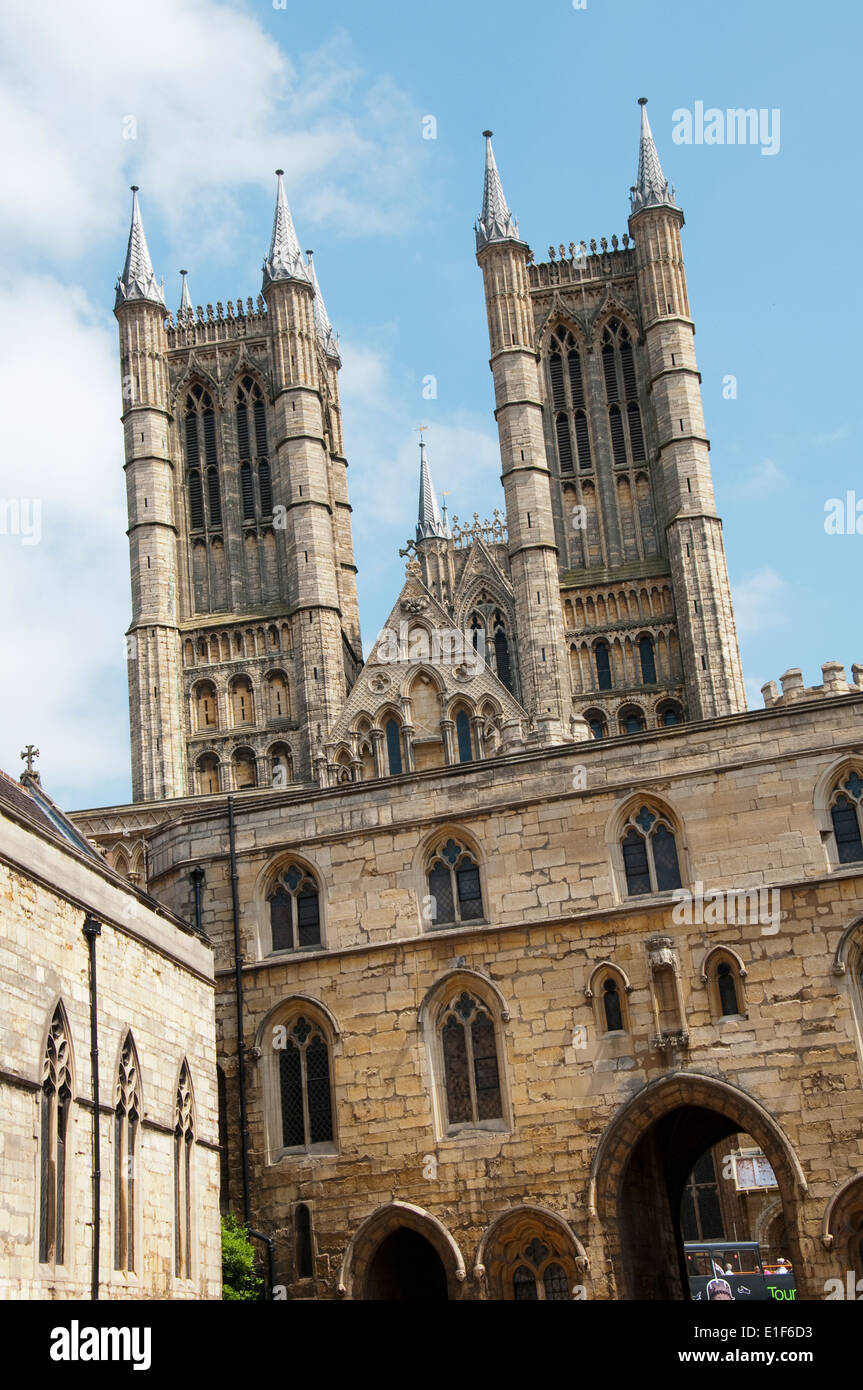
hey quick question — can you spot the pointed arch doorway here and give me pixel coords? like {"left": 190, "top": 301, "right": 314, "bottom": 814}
{"left": 364, "top": 1228, "right": 448, "bottom": 1301}
{"left": 591, "top": 1073, "right": 807, "bottom": 1300}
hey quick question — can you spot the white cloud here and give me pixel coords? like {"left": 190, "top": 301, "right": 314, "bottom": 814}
{"left": 732, "top": 566, "right": 789, "bottom": 636}
{"left": 0, "top": 4, "right": 429, "bottom": 266}
{"left": 728, "top": 456, "right": 787, "bottom": 500}
{"left": 0, "top": 277, "right": 131, "bottom": 806}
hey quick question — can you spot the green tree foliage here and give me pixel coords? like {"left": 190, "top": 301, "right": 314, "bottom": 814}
{"left": 221, "top": 1213, "right": 263, "bottom": 1300}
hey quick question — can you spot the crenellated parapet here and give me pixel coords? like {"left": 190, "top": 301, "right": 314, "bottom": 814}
{"left": 165, "top": 296, "right": 268, "bottom": 348}
{"left": 761, "top": 663, "right": 863, "bottom": 709}
{"left": 527, "top": 237, "right": 637, "bottom": 288}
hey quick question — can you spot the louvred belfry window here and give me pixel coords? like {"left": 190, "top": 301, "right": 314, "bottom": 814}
{"left": 278, "top": 1017, "right": 334, "bottom": 1149}
{"left": 184, "top": 386, "right": 223, "bottom": 531}
{"left": 426, "top": 838, "right": 483, "bottom": 927}
{"left": 268, "top": 864, "right": 321, "bottom": 951}
{"left": 829, "top": 770, "right": 863, "bottom": 864}
{"left": 440, "top": 991, "right": 503, "bottom": 1128}
{"left": 602, "top": 320, "right": 647, "bottom": 466}
{"left": 235, "top": 377, "right": 270, "bottom": 522}
{"left": 622, "top": 805, "right": 682, "bottom": 896}
{"left": 546, "top": 328, "right": 593, "bottom": 474}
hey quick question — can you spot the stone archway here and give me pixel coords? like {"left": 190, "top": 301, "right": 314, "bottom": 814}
{"left": 336, "top": 1200, "right": 466, "bottom": 1301}
{"left": 590, "top": 1072, "right": 807, "bottom": 1301}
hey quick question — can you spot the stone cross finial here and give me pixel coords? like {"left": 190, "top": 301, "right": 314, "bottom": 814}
{"left": 21, "top": 744, "right": 40, "bottom": 776}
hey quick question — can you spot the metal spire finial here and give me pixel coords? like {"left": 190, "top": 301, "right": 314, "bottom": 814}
{"left": 475, "top": 130, "right": 521, "bottom": 251}
{"left": 305, "top": 250, "right": 340, "bottom": 360}
{"left": 178, "top": 269, "right": 193, "bottom": 322}
{"left": 630, "top": 97, "right": 679, "bottom": 215}
{"left": 115, "top": 185, "right": 165, "bottom": 310}
{"left": 415, "top": 429, "right": 449, "bottom": 542}
{"left": 262, "top": 168, "right": 311, "bottom": 291}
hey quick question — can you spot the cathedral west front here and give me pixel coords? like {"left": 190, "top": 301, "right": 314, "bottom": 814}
{"left": 6, "top": 98, "right": 862, "bottom": 1301}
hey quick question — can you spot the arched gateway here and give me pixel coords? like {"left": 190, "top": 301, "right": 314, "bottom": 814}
{"left": 590, "top": 1073, "right": 808, "bottom": 1300}
{"left": 337, "top": 1200, "right": 466, "bottom": 1300}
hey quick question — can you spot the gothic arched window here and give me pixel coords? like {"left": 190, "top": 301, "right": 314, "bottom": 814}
{"left": 717, "top": 961, "right": 740, "bottom": 1017}
{"left": 188, "top": 469, "right": 204, "bottom": 529}
{"left": 259, "top": 460, "right": 273, "bottom": 515}
{"left": 440, "top": 991, "right": 503, "bottom": 1128}
{"left": 602, "top": 321, "right": 644, "bottom": 467}
{"left": 621, "top": 804, "right": 682, "bottom": 896}
{"left": 174, "top": 1063, "right": 194, "bottom": 1280}
{"left": 114, "top": 1033, "right": 140, "bottom": 1274}
{"left": 546, "top": 329, "right": 593, "bottom": 473}
{"left": 385, "top": 717, "right": 403, "bottom": 775}
{"left": 207, "top": 466, "right": 222, "bottom": 529}
{"left": 456, "top": 709, "right": 473, "bottom": 764}
{"left": 492, "top": 614, "right": 514, "bottom": 694}
{"left": 40, "top": 1006, "right": 72, "bottom": 1265}
{"left": 595, "top": 640, "right": 612, "bottom": 691}
{"left": 268, "top": 864, "right": 321, "bottom": 952}
{"left": 184, "top": 386, "right": 222, "bottom": 530}
{"left": 427, "top": 838, "right": 484, "bottom": 927}
{"left": 603, "top": 977, "right": 623, "bottom": 1031}
{"left": 278, "top": 1017, "right": 334, "bottom": 1150}
{"left": 235, "top": 377, "right": 270, "bottom": 521}
{"left": 639, "top": 634, "right": 657, "bottom": 685}
{"left": 829, "top": 770, "right": 863, "bottom": 865}
{"left": 509, "top": 1241, "right": 570, "bottom": 1300}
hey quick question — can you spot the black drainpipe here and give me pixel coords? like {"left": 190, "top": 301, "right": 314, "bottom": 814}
{"left": 82, "top": 914, "right": 102, "bottom": 1301}
{"left": 248, "top": 1228, "right": 276, "bottom": 1299}
{"left": 228, "top": 796, "right": 252, "bottom": 1226}
{"left": 190, "top": 864, "right": 205, "bottom": 935}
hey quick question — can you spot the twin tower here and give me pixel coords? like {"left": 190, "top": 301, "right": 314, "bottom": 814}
{"left": 116, "top": 101, "right": 745, "bottom": 803}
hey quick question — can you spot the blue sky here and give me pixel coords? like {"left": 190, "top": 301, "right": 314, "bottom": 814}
{"left": 0, "top": 0, "right": 859, "bottom": 810}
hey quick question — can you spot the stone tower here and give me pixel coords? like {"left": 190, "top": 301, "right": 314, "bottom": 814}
{"left": 475, "top": 134, "right": 570, "bottom": 741}
{"left": 481, "top": 106, "right": 746, "bottom": 739}
{"left": 116, "top": 177, "right": 361, "bottom": 801}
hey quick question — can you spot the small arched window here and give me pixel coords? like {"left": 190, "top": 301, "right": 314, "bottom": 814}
{"left": 40, "top": 1006, "right": 72, "bottom": 1265}
{"left": 385, "top": 718, "right": 403, "bottom": 775}
{"left": 493, "top": 615, "right": 514, "bottom": 694}
{"left": 584, "top": 708, "right": 607, "bottom": 740}
{"left": 268, "top": 864, "right": 321, "bottom": 952}
{"left": 278, "top": 1017, "right": 334, "bottom": 1150}
{"left": 717, "top": 961, "right": 739, "bottom": 1017}
{"left": 514, "top": 1264, "right": 537, "bottom": 1300}
{"left": 295, "top": 1203, "right": 314, "bottom": 1279}
{"left": 440, "top": 991, "right": 503, "bottom": 1128}
{"left": 639, "top": 634, "right": 657, "bottom": 686}
{"left": 603, "top": 977, "right": 623, "bottom": 1031}
{"left": 619, "top": 704, "right": 646, "bottom": 735}
{"left": 658, "top": 701, "right": 684, "bottom": 728}
{"left": 621, "top": 804, "right": 682, "bottom": 897}
{"left": 233, "top": 748, "right": 257, "bottom": 789}
{"left": 595, "top": 640, "right": 612, "bottom": 691}
{"left": 829, "top": 771, "right": 863, "bottom": 865}
{"left": 230, "top": 676, "right": 254, "bottom": 726}
{"left": 455, "top": 710, "right": 473, "bottom": 764}
{"left": 196, "top": 753, "right": 220, "bottom": 796}
{"left": 193, "top": 681, "right": 218, "bottom": 732}
{"left": 427, "top": 839, "right": 484, "bottom": 927}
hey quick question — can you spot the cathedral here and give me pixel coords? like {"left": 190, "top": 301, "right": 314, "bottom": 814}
{"left": 19, "top": 98, "right": 863, "bottom": 1298}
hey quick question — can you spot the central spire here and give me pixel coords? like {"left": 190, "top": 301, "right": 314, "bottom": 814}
{"left": 630, "top": 98, "right": 678, "bottom": 215}
{"left": 475, "top": 130, "right": 521, "bottom": 251}
{"left": 416, "top": 437, "right": 448, "bottom": 542}
{"left": 115, "top": 186, "right": 165, "bottom": 310}
{"left": 262, "top": 169, "right": 311, "bottom": 290}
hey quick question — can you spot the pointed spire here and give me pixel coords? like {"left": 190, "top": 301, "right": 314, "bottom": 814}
{"left": 178, "top": 268, "right": 193, "bottom": 321}
{"left": 115, "top": 186, "right": 165, "bottom": 310}
{"left": 475, "top": 130, "right": 521, "bottom": 251}
{"left": 630, "top": 98, "right": 679, "bottom": 215}
{"left": 262, "top": 169, "right": 311, "bottom": 290}
{"left": 416, "top": 436, "right": 449, "bottom": 542}
{"left": 305, "top": 250, "right": 340, "bottom": 360}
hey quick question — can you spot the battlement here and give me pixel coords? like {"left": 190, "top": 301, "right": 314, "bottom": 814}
{"left": 761, "top": 661, "right": 863, "bottom": 709}
{"left": 164, "top": 296, "right": 268, "bottom": 349}
{"left": 527, "top": 237, "right": 636, "bottom": 289}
